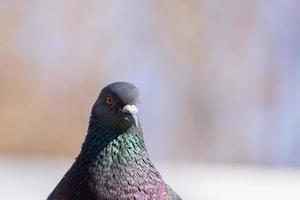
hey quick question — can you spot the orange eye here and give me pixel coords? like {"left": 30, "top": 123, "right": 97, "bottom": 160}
{"left": 106, "top": 95, "right": 115, "bottom": 107}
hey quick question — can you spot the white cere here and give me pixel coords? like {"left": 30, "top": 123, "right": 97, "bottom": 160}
{"left": 122, "top": 105, "right": 138, "bottom": 115}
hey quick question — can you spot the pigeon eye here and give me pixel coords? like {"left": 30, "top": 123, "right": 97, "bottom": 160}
{"left": 106, "top": 96, "right": 115, "bottom": 107}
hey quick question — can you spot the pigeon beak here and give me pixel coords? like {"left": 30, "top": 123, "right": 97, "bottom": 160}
{"left": 122, "top": 105, "right": 139, "bottom": 127}
{"left": 127, "top": 114, "right": 139, "bottom": 127}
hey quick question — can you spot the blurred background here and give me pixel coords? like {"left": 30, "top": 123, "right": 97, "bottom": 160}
{"left": 1, "top": 0, "right": 300, "bottom": 199}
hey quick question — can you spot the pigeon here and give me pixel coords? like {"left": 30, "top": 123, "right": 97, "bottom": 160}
{"left": 48, "top": 82, "right": 182, "bottom": 200}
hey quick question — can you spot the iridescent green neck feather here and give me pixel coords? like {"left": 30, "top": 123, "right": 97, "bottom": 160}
{"left": 77, "top": 117, "right": 147, "bottom": 167}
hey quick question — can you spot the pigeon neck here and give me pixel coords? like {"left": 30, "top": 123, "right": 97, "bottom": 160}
{"left": 75, "top": 118, "right": 167, "bottom": 199}
{"left": 73, "top": 117, "right": 167, "bottom": 199}
{"left": 77, "top": 117, "right": 147, "bottom": 166}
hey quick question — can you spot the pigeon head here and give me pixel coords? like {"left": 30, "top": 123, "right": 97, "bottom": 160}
{"left": 91, "top": 82, "right": 140, "bottom": 132}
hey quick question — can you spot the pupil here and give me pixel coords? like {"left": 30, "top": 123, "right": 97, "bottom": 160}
{"left": 107, "top": 97, "right": 112, "bottom": 104}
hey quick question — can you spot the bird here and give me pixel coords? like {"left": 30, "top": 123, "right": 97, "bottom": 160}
{"left": 48, "top": 82, "right": 182, "bottom": 200}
